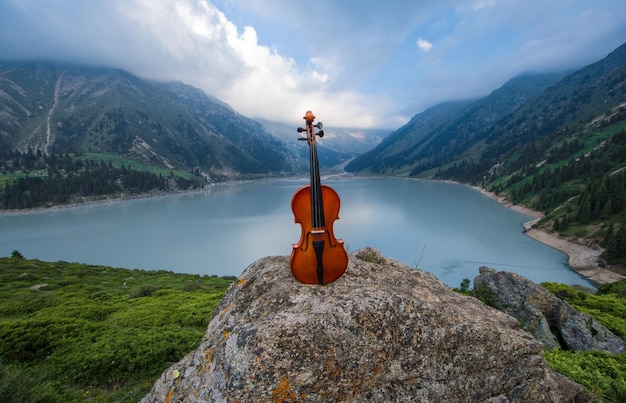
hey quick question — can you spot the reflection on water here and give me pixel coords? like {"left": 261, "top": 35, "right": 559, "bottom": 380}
{"left": 0, "top": 177, "right": 594, "bottom": 288}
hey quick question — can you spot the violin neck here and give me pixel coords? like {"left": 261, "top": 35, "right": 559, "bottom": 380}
{"left": 308, "top": 122, "right": 326, "bottom": 228}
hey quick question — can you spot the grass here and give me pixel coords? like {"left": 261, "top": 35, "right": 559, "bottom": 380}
{"left": 544, "top": 350, "right": 626, "bottom": 402}
{"left": 78, "top": 153, "right": 199, "bottom": 180}
{"left": 541, "top": 281, "right": 626, "bottom": 402}
{"left": 0, "top": 170, "right": 47, "bottom": 189}
{"left": 0, "top": 254, "right": 234, "bottom": 402}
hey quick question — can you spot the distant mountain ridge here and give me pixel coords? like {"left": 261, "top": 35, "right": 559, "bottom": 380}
{"left": 346, "top": 42, "right": 626, "bottom": 182}
{"left": 345, "top": 72, "right": 567, "bottom": 175}
{"left": 258, "top": 118, "right": 390, "bottom": 172}
{"left": 0, "top": 61, "right": 296, "bottom": 180}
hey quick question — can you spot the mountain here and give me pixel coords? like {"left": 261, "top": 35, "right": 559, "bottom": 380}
{"left": 346, "top": 42, "right": 626, "bottom": 183}
{"left": 0, "top": 61, "right": 296, "bottom": 180}
{"left": 258, "top": 118, "right": 390, "bottom": 172}
{"left": 345, "top": 72, "right": 566, "bottom": 175}
{"left": 344, "top": 99, "right": 474, "bottom": 173}
{"left": 345, "top": 42, "right": 626, "bottom": 265}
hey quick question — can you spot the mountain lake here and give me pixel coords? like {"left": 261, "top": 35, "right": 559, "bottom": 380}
{"left": 0, "top": 177, "right": 595, "bottom": 288}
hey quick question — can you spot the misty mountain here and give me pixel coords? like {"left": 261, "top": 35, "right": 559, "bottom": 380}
{"left": 259, "top": 119, "right": 389, "bottom": 154}
{"left": 258, "top": 118, "right": 390, "bottom": 172}
{"left": 345, "top": 72, "right": 566, "bottom": 175}
{"left": 0, "top": 61, "right": 297, "bottom": 180}
{"left": 346, "top": 42, "right": 626, "bottom": 185}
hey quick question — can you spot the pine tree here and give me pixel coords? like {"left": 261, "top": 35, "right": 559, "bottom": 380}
{"left": 601, "top": 200, "right": 613, "bottom": 219}
{"left": 616, "top": 224, "right": 626, "bottom": 263}
{"left": 578, "top": 191, "right": 592, "bottom": 224}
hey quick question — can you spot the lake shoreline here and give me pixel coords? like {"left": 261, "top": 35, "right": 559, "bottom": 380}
{"left": 3, "top": 176, "right": 623, "bottom": 285}
{"left": 475, "top": 186, "right": 624, "bottom": 286}
{"left": 0, "top": 186, "right": 222, "bottom": 216}
{"left": 0, "top": 177, "right": 309, "bottom": 217}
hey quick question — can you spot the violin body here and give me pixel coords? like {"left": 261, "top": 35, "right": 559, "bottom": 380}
{"left": 289, "top": 111, "right": 348, "bottom": 285}
{"left": 290, "top": 184, "right": 348, "bottom": 284}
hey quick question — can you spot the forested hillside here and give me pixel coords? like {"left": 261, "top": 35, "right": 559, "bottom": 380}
{"left": 0, "top": 62, "right": 296, "bottom": 178}
{"left": 0, "top": 150, "right": 203, "bottom": 209}
{"left": 346, "top": 42, "right": 626, "bottom": 266}
{"left": 0, "top": 61, "right": 309, "bottom": 209}
{"left": 498, "top": 122, "right": 626, "bottom": 265}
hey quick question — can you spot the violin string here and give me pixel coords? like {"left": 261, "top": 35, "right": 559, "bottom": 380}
{"left": 310, "top": 122, "right": 318, "bottom": 229}
{"left": 314, "top": 134, "right": 322, "bottom": 228}
{"left": 309, "top": 122, "right": 324, "bottom": 229}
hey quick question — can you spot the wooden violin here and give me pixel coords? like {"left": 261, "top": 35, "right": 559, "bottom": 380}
{"left": 290, "top": 111, "right": 348, "bottom": 284}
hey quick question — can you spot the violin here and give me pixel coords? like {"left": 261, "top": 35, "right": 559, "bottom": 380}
{"left": 290, "top": 111, "right": 348, "bottom": 284}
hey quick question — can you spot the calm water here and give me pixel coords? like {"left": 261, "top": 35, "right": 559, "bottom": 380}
{"left": 0, "top": 177, "right": 594, "bottom": 288}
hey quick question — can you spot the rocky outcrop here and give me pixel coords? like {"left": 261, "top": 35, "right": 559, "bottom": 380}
{"left": 474, "top": 266, "right": 626, "bottom": 354}
{"left": 142, "top": 248, "right": 589, "bottom": 402}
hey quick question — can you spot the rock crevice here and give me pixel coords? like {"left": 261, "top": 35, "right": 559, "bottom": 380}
{"left": 475, "top": 266, "right": 625, "bottom": 354}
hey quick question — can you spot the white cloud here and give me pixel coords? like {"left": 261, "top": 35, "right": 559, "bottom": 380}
{"left": 417, "top": 38, "right": 434, "bottom": 52}
{"left": 1, "top": 0, "right": 625, "bottom": 130}
{"left": 121, "top": 1, "right": 401, "bottom": 128}
{"left": 0, "top": 0, "right": 398, "bottom": 128}
{"left": 471, "top": 0, "right": 495, "bottom": 11}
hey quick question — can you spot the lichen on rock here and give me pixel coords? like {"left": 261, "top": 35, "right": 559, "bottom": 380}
{"left": 475, "top": 267, "right": 626, "bottom": 354}
{"left": 142, "top": 247, "right": 589, "bottom": 402}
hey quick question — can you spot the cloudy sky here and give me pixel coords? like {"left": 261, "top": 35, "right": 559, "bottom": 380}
{"left": 1, "top": 0, "right": 625, "bottom": 129}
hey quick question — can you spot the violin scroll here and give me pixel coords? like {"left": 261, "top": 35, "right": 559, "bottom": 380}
{"left": 297, "top": 112, "right": 324, "bottom": 139}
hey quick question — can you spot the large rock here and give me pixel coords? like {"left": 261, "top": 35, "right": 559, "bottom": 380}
{"left": 142, "top": 248, "right": 589, "bottom": 402}
{"left": 474, "top": 266, "right": 626, "bottom": 354}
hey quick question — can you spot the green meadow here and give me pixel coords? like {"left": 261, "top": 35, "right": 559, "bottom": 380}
{"left": 0, "top": 253, "right": 234, "bottom": 402}
{"left": 1, "top": 252, "right": 625, "bottom": 402}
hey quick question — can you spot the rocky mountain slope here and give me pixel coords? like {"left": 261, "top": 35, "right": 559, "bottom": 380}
{"left": 0, "top": 61, "right": 296, "bottom": 179}
{"left": 344, "top": 73, "right": 565, "bottom": 175}
{"left": 346, "top": 42, "right": 626, "bottom": 183}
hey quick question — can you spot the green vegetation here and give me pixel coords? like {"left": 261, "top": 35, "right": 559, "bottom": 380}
{"left": 540, "top": 281, "right": 626, "bottom": 402}
{"left": 457, "top": 278, "right": 626, "bottom": 402}
{"left": 0, "top": 150, "right": 205, "bottom": 209}
{"left": 2, "top": 249, "right": 624, "bottom": 402}
{"left": 542, "top": 280, "right": 626, "bottom": 402}
{"left": 78, "top": 153, "right": 201, "bottom": 181}
{"left": 493, "top": 124, "right": 626, "bottom": 265}
{"left": 0, "top": 253, "right": 234, "bottom": 402}
{"left": 454, "top": 279, "right": 501, "bottom": 309}
{"left": 544, "top": 350, "right": 626, "bottom": 402}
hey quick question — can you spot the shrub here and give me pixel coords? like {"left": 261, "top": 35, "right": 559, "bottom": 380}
{"left": 455, "top": 279, "right": 501, "bottom": 309}
{"left": 598, "top": 279, "right": 626, "bottom": 298}
{"left": 0, "top": 257, "right": 234, "bottom": 401}
{"left": 545, "top": 350, "right": 626, "bottom": 402}
{"left": 130, "top": 284, "right": 161, "bottom": 298}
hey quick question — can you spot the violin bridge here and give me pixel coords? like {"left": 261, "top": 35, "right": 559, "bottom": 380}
{"left": 311, "top": 229, "right": 326, "bottom": 234}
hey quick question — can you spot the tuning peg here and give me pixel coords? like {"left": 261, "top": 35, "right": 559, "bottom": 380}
{"left": 315, "top": 122, "right": 323, "bottom": 129}
{"left": 297, "top": 127, "right": 304, "bottom": 133}
{"left": 317, "top": 130, "right": 324, "bottom": 138}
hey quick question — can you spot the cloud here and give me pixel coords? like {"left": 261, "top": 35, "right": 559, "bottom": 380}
{"left": 0, "top": 0, "right": 625, "bottom": 130}
{"left": 0, "top": 0, "right": 402, "bottom": 128}
{"left": 417, "top": 38, "right": 433, "bottom": 52}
